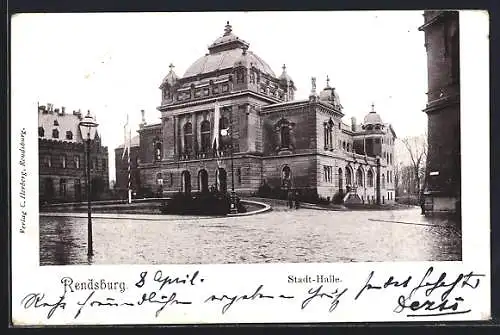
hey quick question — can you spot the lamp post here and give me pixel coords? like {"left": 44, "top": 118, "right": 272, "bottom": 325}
{"left": 79, "top": 111, "right": 98, "bottom": 257}
{"left": 221, "top": 107, "right": 238, "bottom": 214}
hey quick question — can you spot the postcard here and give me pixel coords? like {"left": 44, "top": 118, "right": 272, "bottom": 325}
{"left": 10, "top": 10, "right": 490, "bottom": 325}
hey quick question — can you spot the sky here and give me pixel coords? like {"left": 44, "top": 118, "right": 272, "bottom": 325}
{"left": 12, "top": 11, "right": 429, "bottom": 182}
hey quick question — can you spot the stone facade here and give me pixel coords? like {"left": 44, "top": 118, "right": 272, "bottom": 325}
{"left": 121, "top": 22, "right": 396, "bottom": 204}
{"left": 38, "top": 104, "right": 109, "bottom": 203}
{"left": 419, "top": 11, "right": 460, "bottom": 213}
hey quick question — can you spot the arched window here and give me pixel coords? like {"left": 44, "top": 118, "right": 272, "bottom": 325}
{"left": 281, "top": 126, "right": 290, "bottom": 148}
{"left": 345, "top": 168, "right": 352, "bottom": 186}
{"left": 387, "top": 173, "right": 390, "bottom": 184}
{"left": 38, "top": 127, "right": 44, "bottom": 137}
{"left": 356, "top": 168, "right": 363, "bottom": 187}
{"left": 183, "top": 122, "right": 193, "bottom": 153}
{"left": 343, "top": 141, "right": 346, "bottom": 150}
{"left": 181, "top": 170, "right": 191, "bottom": 194}
{"left": 200, "top": 120, "right": 211, "bottom": 152}
{"left": 198, "top": 169, "right": 209, "bottom": 192}
{"left": 45, "top": 155, "right": 52, "bottom": 168}
{"left": 74, "top": 155, "right": 80, "bottom": 169}
{"left": 52, "top": 129, "right": 59, "bottom": 139}
{"left": 382, "top": 173, "right": 386, "bottom": 188}
{"left": 367, "top": 170, "right": 374, "bottom": 187}
{"left": 65, "top": 131, "right": 73, "bottom": 140}
{"left": 154, "top": 141, "right": 162, "bottom": 161}
{"left": 347, "top": 143, "right": 350, "bottom": 152}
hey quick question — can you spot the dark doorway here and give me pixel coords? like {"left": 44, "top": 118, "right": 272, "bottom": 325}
{"left": 44, "top": 178, "right": 54, "bottom": 203}
{"left": 181, "top": 170, "right": 191, "bottom": 194}
{"left": 216, "top": 168, "right": 227, "bottom": 193}
{"left": 198, "top": 169, "right": 209, "bottom": 193}
{"left": 74, "top": 179, "right": 82, "bottom": 202}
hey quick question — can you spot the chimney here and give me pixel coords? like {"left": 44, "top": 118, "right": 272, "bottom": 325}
{"left": 140, "top": 109, "right": 147, "bottom": 128}
{"left": 61, "top": 106, "right": 66, "bottom": 114}
{"left": 351, "top": 117, "right": 357, "bottom": 132}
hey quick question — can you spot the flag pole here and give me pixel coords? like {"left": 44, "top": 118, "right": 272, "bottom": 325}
{"left": 127, "top": 122, "right": 132, "bottom": 204}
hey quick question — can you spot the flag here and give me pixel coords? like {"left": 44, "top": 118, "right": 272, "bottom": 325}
{"left": 212, "top": 100, "right": 220, "bottom": 155}
{"left": 122, "top": 114, "right": 131, "bottom": 160}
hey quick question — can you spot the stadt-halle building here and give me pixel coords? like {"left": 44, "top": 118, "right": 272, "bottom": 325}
{"left": 116, "top": 22, "right": 397, "bottom": 204}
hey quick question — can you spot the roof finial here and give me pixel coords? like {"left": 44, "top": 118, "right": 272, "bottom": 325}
{"left": 311, "top": 77, "right": 317, "bottom": 94}
{"left": 326, "top": 75, "right": 330, "bottom": 88}
{"left": 169, "top": 63, "right": 175, "bottom": 72}
{"left": 371, "top": 102, "right": 375, "bottom": 113}
{"left": 282, "top": 64, "right": 286, "bottom": 72}
{"left": 224, "top": 21, "right": 232, "bottom": 36}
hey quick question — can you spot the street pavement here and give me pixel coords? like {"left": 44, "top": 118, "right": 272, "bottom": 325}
{"left": 39, "top": 206, "right": 461, "bottom": 265}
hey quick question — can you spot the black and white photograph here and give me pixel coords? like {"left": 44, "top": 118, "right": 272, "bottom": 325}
{"left": 10, "top": 10, "right": 490, "bottom": 325}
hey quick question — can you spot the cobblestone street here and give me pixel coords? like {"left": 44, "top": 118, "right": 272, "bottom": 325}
{"left": 40, "top": 206, "right": 461, "bottom": 265}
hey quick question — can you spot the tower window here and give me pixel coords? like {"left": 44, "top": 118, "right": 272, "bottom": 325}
{"left": 200, "top": 120, "right": 211, "bottom": 152}
{"left": 52, "top": 129, "right": 59, "bottom": 139}
{"left": 66, "top": 131, "right": 73, "bottom": 140}
{"left": 281, "top": 126, "right": 290, "bottom": 148}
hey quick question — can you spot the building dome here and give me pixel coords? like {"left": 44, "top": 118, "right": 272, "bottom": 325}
{"left": 279, "top": 64, "right": 293, "bottom": 83}
{"left": 363, "top": 103, "right": 383, "bottom": 125}
{"left": 319, "top": 76, "right": 341, "bottom": 108}
{"left": 183, "top": 22, "right": 276, "bottom": 78}
{"left": 161, "top": 63, "right": 179, "bottom": 86}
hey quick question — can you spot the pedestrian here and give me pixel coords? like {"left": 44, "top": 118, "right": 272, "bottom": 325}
{"left": 294, "top": 190, "right": 300, "bottom": 209}
{"left": 419, "top": 192, "right": 425, "bottom": 215}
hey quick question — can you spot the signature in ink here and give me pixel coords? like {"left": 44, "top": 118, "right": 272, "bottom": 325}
{"left": 20, "top": 292, "right": 67, "bottom": 319}
{"left": 354, "top": 267, "right": 485, "bottom": 317}
{"left": 301, "top": 285, "right": 348, "bottom": 312}
{"left": 204, "top": 284, "right": 294, "bottom": 314}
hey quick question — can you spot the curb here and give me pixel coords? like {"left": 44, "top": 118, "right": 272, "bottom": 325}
{"left": 40, "top": 200, "right": 272, "bottom": 221}
{"left": 227, "top": 200, "right": 272, "bottom": 217}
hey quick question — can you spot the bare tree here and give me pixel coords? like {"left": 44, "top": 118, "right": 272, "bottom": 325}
{"left": 401, "top": 134, "right": 427, "bottom": 196}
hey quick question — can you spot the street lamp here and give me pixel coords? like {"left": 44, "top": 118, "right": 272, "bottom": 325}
{"left": 222, "top": 110, "right": 238, "bottom": 215}
{"left": 79, "top": 111, "right": 99, "bottom": 257}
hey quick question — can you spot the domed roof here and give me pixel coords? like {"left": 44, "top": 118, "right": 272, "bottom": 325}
{"left": 161, "top": 63, "right": 179, "bottom": 86}
{"left": 363, "top": 103, "right": 383, "bottom": 125}
{"left": 319, "top": 76, "right": 341, "bottom": 108}
{"left": 278, "top": 64, "right": 293, "bottom": 83}
{"left": 183, "top": 22, "right": 276, "bottom": 78}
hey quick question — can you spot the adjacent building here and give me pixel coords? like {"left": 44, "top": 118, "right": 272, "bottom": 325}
{"left": 419, "top": 11, "right": 461, "bottom": 213}
{"left": 38, "top": 104, "right": 109, "bottom": 203}
{"left": 120, "top": 22, "right": 397, "bottom": 204}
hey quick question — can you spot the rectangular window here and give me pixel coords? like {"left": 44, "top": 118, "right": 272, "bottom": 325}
{"left": 61, "top": 155, "right": 66, "bottom": 168}
{"left": 74, "top": 156, "right": 80, "bottom": 169}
